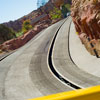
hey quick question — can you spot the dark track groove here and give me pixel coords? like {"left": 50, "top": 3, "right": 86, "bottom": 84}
{"left": 0, "top": 51, "right": 14, "bottom": 61}
{"left": 48, "top": 17, "right": 81, "bottom": 89}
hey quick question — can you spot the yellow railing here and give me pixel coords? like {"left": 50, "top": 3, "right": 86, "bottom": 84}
{"left": 28, "top": 85, "right": 100, "bottom": 100}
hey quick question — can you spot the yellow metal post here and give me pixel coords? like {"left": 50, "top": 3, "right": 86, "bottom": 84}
{"left": 28, "top": 85, "right": 100, "bottom": 100}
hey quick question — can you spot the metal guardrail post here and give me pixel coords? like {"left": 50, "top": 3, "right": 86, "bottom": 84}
{"left": 87, "top": 37, "right": 99, "bottom": 58}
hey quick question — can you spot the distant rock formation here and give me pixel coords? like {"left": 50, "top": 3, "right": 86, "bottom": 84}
{"left": 3, "top": 20, "right": 22, "bottom": 32}
{"left": 2, "top": 0, "right": 71, "bottom": 32}
{"left": 2, "top": 1, "right": 53, "bottom": 32}
{"left": 0, "top": 0, "right": 71, "bottom": 52}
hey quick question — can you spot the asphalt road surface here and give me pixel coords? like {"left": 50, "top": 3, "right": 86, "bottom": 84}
{"left": 0, "top": 18, "right": 72, "bottom": 100}
{"left": 0, "top": 17, "right": 100, "bottom": 100}
{"left": 52, "top": 17, "right": 100, "bottom": 88}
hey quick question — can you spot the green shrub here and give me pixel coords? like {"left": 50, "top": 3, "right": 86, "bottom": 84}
{"left": 22, "top": 20, "right": 32, "bottom": 33}
{"left": 0, "top": 24, "right": 16, "bottom": 43}
{"left": 65, "top": 4, "right": 71, "bottom": 11}
{"left": 50, "top": 7, "right": 62, "bottom": 20}
{"left": 16, "top": 31, "right": 24, "bottom": 37}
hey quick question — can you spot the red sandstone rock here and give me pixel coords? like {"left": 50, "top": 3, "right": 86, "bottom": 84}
{"left": 0, "top": 19, "right": 51, "bottom": 51}
{"left": 0, "top": 30, "right": 37, "bottom": 50}
{"left": 71, "top": 0, "right": 100, "bottom": 56}
{"left": 71, "top": 0, "right": 100, "bottom": 40}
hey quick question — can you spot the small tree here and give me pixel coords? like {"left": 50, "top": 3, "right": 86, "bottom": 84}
{"left": 50, "top": 7, "right": 62, "bottom": 20}
{"left": 65, "top": 4, "right": 71, "bottom": 11}
{"left": 22, "top": 20, "right": 32, "bottom": 33}
{"left": 61, "top": 4, "right": 69, "bottom": 18}
{"left": 0, "top": 24, "right": 16, "bottom": 43}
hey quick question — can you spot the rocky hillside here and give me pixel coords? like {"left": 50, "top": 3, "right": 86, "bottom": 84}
{"left": 0, "top": 0, "right": 71, "bottom": 52}
{"left": 71, "top": 0, "right": 100, "bottom": 56}
{"left": 3, "top": 0, "right": 71, "bottom": 32}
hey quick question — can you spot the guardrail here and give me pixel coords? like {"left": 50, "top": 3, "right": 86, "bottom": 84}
{"left": 28, "top": 85, "right": 100, "bottom": 100}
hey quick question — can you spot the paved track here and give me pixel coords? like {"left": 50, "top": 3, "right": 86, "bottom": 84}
{"left": 70, "top": 22, "right": 100, "bottom": 77}
{"left": 0, "top": 18, "right": 72, "bottom": 100}
{"left": 0, "top": 17, "right": 100, "bottom": 100}
{"left": 53, "top": 17, "right": 100, "bottom": 88}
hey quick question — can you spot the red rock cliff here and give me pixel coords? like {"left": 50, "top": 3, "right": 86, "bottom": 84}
{"left": 71, "top": 0, "right": 100, "bottom": 40}
{"left": 71, "top": 0, "right": 100, "bottom": 56}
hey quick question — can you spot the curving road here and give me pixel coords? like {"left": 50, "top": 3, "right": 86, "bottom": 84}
{"left": 0, "top": 17, "right": 100, "bottom": 100}
{"left": 52, "top": 17, "right": 100, "bottom": 88}
{"left": 0, "top": 18, "right": 72, "bottom": 100}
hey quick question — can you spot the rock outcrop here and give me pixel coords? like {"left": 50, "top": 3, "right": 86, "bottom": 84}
{"left": 0, "top": 21, "right": 49, "bottom": 51}
{"left": 71, "top": 0, "right": 100, "bottom": 39}
{"left": 71, "top": 0, "right": 100, "bottom": 56}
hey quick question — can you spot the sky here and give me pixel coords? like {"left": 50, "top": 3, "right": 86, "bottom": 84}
{"left": 0, "top": 0, "right": 37, "bottom": 23}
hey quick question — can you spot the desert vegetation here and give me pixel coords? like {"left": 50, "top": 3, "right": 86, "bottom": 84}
{"left": 50, "top": 7, "right": 62, "bottom": 20}
{"left": 0, "top": 24, "right": 16, "bottom": 44}
{"left": 22, "top": 20, "right": 32, "bottom": 33}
